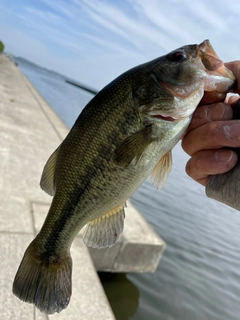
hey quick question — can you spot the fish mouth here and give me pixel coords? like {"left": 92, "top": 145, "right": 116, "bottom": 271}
{"left": 150, "top": 114, "right": 176, "bottom": 122}
{"left": 149, "top": 108, "right": 193, "bottom": 122}
{"left": 198, "top": 40, "right": 235, "bottom": 89}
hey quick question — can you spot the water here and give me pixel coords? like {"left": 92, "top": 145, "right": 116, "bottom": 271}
{"left": 15, "top": 57, "right": 94, "bottom": 128}
{"left": 16, "top": 57, "right": 240, "bottom": 320}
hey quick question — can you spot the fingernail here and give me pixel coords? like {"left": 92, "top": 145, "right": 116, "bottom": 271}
{"left": 215, "top": 149, "right": 233, "bottom": 162}
{"left": 207, "top": 103, "right": 226, "bottom": 121}
{"left": 224, "top": 123, "right": 240, "bottom": 140}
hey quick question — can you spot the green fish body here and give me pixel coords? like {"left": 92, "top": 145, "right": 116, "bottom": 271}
{"left": 13, "top": 40, "right": 235, "bottom": 314}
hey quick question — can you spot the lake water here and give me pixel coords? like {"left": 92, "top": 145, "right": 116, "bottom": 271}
{"left": 16, "top": 57, "right": 240, "bottom": 320}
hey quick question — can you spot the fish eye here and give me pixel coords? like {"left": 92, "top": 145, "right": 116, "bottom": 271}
{"left": 171, "top": 51, "right": 187, "bottom": 62}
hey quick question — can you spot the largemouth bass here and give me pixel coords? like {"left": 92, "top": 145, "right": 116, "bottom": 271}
{"left": 13, "top": 40, "right": 235, "bottom": 314}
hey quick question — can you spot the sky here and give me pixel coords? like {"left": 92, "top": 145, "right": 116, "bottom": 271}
{"left": 0, "top": 0, "right": 240, "bottom": 90}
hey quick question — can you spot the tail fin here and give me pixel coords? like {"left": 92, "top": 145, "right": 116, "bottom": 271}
{"left": 12, "top": 240, "right": 72, "bottom": 314}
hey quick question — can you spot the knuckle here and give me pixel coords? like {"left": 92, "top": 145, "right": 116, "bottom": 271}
{"left": 181, "top": 134, "right": 192, "bottom": 154}
{"left": 185, "top": 154, "right": 204, "bottom": 178}
{"left": 185, "top": 158, "right": 195, "bottom": 177}
{"left": 192, "top": 154, "right": 203, "bottom": 172}
{"left": 206, "top": 121, "right": 221, "bottom": 139}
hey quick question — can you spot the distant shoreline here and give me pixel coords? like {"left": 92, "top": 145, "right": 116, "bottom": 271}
{"left": 8, "top": 53, "right": 98, "bottom": 96}
{"left": 65, "top": 79, "right": 97, "bottom": 95}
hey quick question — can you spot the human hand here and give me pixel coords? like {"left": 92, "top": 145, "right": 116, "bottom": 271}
{"left": 182, "top": 61, "right": 240, "bottom": 186}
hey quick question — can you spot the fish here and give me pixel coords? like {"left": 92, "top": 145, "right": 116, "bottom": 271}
{"left": 12, "top": 40, "right": 235, "bottom": 314}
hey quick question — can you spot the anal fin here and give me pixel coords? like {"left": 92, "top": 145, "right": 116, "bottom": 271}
{"left": 83, "top": 205, "right": 125, "bottom": 248}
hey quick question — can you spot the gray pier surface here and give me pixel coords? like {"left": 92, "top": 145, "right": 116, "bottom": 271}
{"left": 0, "top": 55, "right": 165, "bottom": 319}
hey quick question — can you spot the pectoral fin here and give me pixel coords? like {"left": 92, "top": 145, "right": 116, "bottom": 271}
{"left": 40, "top": 147, "right": 60, "bottom": 196}
{"left": 83, "top": 204, "right": 125, "bottom": 248}
{"left": 150, "top": 151, "right": 172, "bottom": 189}
{"left": 114, "top": 126, "right": 154, "bottom": 167}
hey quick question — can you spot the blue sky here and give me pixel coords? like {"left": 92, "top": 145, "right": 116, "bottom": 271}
{"left": 0, "top": 0, "right": 240, "bottom": 89}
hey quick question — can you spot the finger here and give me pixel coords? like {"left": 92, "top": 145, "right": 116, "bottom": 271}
{"left": 182, "top": 119, "right": 240, "bottom": 156}
{"left": 225, "top": 61, "right": 240, "bottom": 93}
{"left": 225, "top": 95, "right": 239, "bottom": 106}
{"left": 185, "top": 149, "right": 238, "bottom": 186}
{"left": 187, "top": 102, "right": 233, "bottom": 132}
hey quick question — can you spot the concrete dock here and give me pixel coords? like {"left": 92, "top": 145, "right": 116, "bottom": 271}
{"left": 0, "top": 55, "right": 165, "bottom": 319}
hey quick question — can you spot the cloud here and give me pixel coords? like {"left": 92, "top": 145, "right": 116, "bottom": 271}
{"left": 80, "top": 0, "right": 174, "bottom": 53}
{"left": 40, "top": 0, "right": 74, "bottom": 18}
{"left": 0, "top": 0, "right": 239, "bottom": 89}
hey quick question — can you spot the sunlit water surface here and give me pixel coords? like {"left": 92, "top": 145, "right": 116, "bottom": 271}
{"left": 16, "top": 58, "right": 240, "bottom": 320}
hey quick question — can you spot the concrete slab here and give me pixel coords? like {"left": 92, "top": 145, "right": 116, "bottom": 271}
{"left": 0, "top": 56, "right": 64, "bottom": 233}
{"left": 0, "top": 233, "right": 34, "bottom": 319}
{"left": 0, "top": 56, "right": 115, "bottom": 320}
{"left": 1, "top": 232, "right": 114, "bottom": 320}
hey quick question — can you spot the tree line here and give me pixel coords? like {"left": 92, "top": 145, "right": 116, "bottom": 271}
{"left": 0, "top": 41, "right": 4, "bottom": 53}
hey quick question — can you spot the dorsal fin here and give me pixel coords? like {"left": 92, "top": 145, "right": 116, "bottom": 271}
{"left": 150, "top": 151, "right": 172, "bottom": 189}
{"left": 40, "top": 147, "right": 60, "bottom": 196}
{"left": 83, "top": 204, "right": 125, "bottom": 248}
